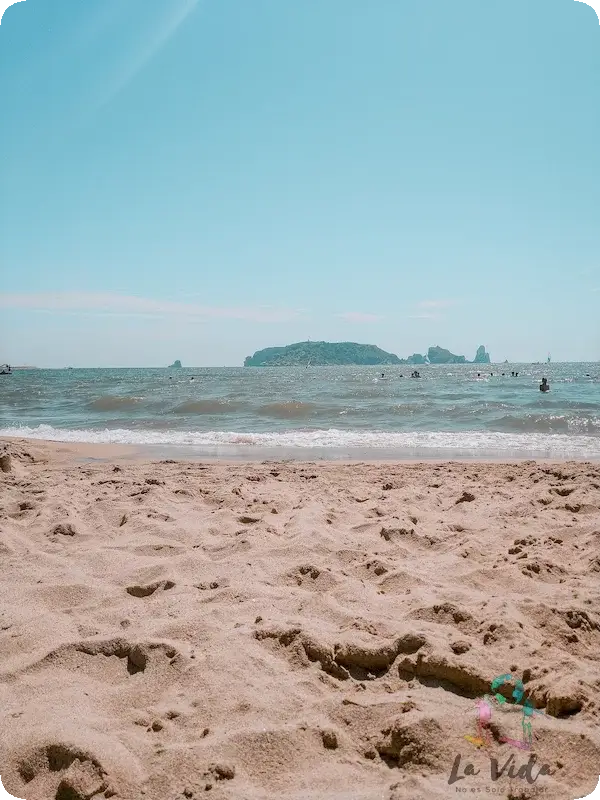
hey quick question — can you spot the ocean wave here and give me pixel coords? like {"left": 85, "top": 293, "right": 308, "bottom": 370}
{"left": 493, "top": 414, "right": 600, "bottom": 435}
{"left": 256, "top": 402, "right": 325, "bottom": 419}
{"left": 88, "top": 396, "right": 144, "bottom": 411}
{"left": 389, "top": 403, "right": 427, "bottom": 416}
{"left": 522, "top": 400, "right": 600, "bottom": 411}
{"left": 2, "top": 424, "right": 600, "bottom": 457}
{"left": 172, "top": 400, "right": 248, "bottom": 415}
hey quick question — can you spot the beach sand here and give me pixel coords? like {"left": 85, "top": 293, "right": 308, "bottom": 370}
{"left": 1, "top": 440, "right": 599, "bottom": 799}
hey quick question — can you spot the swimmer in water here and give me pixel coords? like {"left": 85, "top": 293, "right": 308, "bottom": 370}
{"left": 540, "top": 377, "right": 550, "bottom": 393}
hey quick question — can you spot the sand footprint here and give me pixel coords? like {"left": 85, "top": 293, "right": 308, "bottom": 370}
{"left": 8, "top": 638, "right": 185, "bottom": 684}
{"left": 5, "top": 734, "right": 142, "bottom": 800}
{"left": 126, "top": 580, "right": 175, "bottom": 598}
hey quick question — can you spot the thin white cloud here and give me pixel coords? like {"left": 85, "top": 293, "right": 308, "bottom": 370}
{"left": 417, "top": 299, "right": 456, "bottom": 309}
{"left": 409, "top": 313, "right": 439, "bottom": 320}
{"left": 335, "top": 312, "right": 384, "bottom": 323}
{"left": 0, "top": 291, "right": 302, "bottom": 323}
{"left": 95, "top": 0, "right": 200, "bottom": 109}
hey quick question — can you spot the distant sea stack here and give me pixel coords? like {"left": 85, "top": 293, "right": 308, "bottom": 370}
{"left": 169, "top": 360, "right": 182, "bottom": 369}
{"left": 244, "top": 341, "right": 402, "bottom": 367}
{"left": 473, "top": 345, "right": 491, "bottom": 364}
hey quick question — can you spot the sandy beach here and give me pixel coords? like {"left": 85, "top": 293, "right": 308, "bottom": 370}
{"left": 1, "top": 439, "right": 599, "bottom": 800}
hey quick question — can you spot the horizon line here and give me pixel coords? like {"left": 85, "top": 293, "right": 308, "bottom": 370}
{"left": 4, "top": 360, "right": 598, "bottom": 370}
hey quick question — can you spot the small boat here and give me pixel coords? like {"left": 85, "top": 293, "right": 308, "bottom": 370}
{"left": 0, "top": 364, "right": 12, "bottom": 375}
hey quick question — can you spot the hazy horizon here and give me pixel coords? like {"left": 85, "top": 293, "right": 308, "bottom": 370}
{"left": 6, "top": 356, "right": 599, "bottom": 370}
{"left": 2, "top": 339, "right": 600, "bottom": 370}
{"left": 2, "top": 0, "right": 599, "bottom": 367}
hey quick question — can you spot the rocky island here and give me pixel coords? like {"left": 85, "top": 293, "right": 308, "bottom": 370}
{"left": 244, "top": 341, "right": 402, "bottom": 367}
{"left": 244, "top": 342, "right": 492, "bottom": 366}
{"left": 404, "top": 346, "right": 490, "bottom": 365}
{"left": 169, "top": 360, "right": 182, "bottom": 369}
{"left": 426, "top": 345, "right": 466, "bottom": 364}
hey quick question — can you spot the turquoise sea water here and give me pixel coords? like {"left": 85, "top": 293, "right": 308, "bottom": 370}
{"left": 1, "top": 364, "right": 599, "bottom": 459}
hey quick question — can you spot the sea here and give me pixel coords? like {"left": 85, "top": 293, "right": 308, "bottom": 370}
{"left": 1, "top": 364, "right": 599, "bottom": 460}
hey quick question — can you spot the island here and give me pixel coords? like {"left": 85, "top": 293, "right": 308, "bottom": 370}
{"left": 426, "top": 345, "right": 467, "bottom": 364}
{"left": 243, "top": 342, "right": 492, "bottom": 367}
{"left": 169, "top": 360, "right": 182, "bottom": 369}
{"left": 244, "top": 341, "right": 402, "bottom": 367}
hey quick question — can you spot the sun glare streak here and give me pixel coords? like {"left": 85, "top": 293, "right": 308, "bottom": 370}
{"left": 94, "top": 0, "right": 200, "bottom": 110}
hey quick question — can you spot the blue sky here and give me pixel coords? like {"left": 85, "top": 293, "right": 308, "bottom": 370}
{"left": 1, "top": 0, "right": 599, "bottom": 367}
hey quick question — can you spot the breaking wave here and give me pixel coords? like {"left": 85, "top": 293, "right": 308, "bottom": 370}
{"left": 2, "top": 424, "right": 600, "bottom": 459}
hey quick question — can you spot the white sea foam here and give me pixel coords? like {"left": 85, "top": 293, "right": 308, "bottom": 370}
{"left": 2, "top": 424, "right": 600, "bottom": 458}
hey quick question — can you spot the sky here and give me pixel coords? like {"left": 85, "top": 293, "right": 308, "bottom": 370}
{"left": 0, "top": 0, "right": 599, "bottom": 367}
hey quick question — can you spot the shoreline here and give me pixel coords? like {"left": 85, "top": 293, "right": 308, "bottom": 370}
{"left": 3, "top": 437, "right": 600, "bottom": 464}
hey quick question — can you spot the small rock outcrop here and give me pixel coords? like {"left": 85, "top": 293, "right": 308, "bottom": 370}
{"left": 427, "top": 346, "right": 466, "bottom": 364}
{"left": 169, "top": 360, "right": 182, "bottom": 369}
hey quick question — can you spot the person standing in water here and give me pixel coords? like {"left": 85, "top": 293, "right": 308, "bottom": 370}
{"left": 540, "top": 377, "right": 550, "bottom": 392}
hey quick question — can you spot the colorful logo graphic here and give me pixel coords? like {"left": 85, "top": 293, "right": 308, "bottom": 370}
{"left": 465, "top": 673, "right": 544, "bottom": 751}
